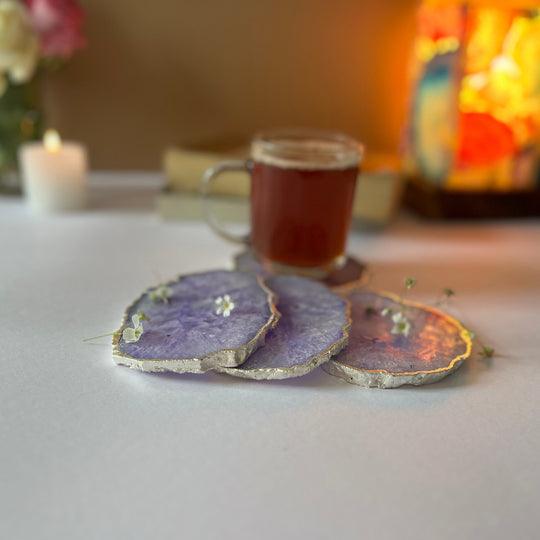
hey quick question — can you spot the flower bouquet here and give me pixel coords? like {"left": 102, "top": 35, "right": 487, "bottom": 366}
{"left": 0, "top": 0, "right": 85, "bottom": 192}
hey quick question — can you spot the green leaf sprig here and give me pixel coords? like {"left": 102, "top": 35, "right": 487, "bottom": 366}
{"left": 149, "top": 284, "right": 172, "bottom": 304}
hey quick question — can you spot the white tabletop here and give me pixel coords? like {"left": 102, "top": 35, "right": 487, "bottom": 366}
{"left": 1, "top": 173, "right": 539, "bottom": 540}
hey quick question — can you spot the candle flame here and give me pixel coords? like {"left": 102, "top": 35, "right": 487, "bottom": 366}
{"left": 44, "top": 129, "right": 62, "bottom": 153}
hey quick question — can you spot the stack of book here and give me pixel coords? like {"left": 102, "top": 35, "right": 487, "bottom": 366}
{"left": 157, "top": 146, "right": 403, "bottom": 227}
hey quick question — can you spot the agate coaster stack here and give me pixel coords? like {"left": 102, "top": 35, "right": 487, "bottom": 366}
{"left": 323, "top": 290, "right": 472, "bottom": 388}
{"left": 112, "top": 270, "right": 472, "bottom": 388}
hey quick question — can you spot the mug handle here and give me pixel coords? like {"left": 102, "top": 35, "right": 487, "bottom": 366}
{"left": 200, "top": 160, "right": 251, "bottom": 244}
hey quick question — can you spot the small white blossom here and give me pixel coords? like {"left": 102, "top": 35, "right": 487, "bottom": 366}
{"left": 215, "top": 294, "right": 235, "bottom": 317}
{"left": 149, "top": 284, "right": 172, "bottom": 304}
{"left": 122, "top": 311, "right": 148, "bottom": 343}
{"left": 390, "top": 311, "right": 411, "bottom": 337}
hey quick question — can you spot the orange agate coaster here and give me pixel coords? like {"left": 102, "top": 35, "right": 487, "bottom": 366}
{"left": 323, "top": 290, "right": 472, "bottom": 388}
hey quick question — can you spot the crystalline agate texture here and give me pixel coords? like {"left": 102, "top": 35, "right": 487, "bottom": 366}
{"left": 218, "top": 275, "right": 350, "bottom": 380}
{"left": 323, "top": 290, "right": 472, "bottom": 388}
{"left": 113, "top": 270, "right": 279, "bottom": 373}
{"left": 233, "top": 250, "right": 366, "bottom": 290}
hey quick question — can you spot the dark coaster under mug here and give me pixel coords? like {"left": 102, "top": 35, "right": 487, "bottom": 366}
{"left": 233, "top": 250, "right": 368, "bottom": 290}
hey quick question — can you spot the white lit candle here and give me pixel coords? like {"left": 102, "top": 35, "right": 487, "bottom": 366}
{"left": 19, "top": 129, "right": 88, "bottom": 213}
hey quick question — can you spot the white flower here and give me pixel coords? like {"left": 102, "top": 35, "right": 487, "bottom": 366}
{"left": 215, "top": 294, "right": 235, "bottom": 317}
{"left": 390, "top": 311, "right": 411, "bottom": 337}
{"left": 149, "top": 284, "right": 172, "bottom": 304}
{"left": 0, "top": 1, "right": 39, "bottom": 96}
{"left": 122, "top": 311, "right": 148, "bottom": 343}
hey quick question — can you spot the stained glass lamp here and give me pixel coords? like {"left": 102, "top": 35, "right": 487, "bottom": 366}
{"left": 404, "top": 1, "right": 540, "bottom": 217}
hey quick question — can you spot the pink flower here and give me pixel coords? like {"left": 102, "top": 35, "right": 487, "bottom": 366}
{"left": 24, "top": 0, "right": 85, "bottom": 59}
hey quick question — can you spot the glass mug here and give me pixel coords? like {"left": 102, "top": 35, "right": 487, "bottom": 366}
{"left": 201, "top": 129, "right": 363, "bottom": 277}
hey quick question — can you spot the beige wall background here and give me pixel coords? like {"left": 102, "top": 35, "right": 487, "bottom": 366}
{"left": 42, "top": 0, "right": 419, "bottom": 169}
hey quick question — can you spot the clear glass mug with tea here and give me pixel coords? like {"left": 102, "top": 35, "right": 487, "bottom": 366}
{"left": 201, "top": 129, "right": 363, "bottom": 277}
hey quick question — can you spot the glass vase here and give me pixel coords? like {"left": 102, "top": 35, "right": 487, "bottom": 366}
{"left": 0, "top": 78, "right": 44, "bottom": 194}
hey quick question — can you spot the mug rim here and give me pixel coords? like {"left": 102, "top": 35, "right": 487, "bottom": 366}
{"left": 251, "top": 128, "right": 364, "bottom": 170}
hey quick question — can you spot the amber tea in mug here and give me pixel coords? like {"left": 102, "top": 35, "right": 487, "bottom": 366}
{"left": 201, "top": 130, "right": 363, "bottom": 276}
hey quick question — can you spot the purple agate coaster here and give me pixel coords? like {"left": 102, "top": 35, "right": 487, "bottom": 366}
{"left": 218, "top": 275, "right": 350, "bottom": 380}
{"left": 323, "top": 290, "right": 472, "bottom": 388}
{"left": 113, "top": 270, "right": 279, "bottom": 373}
{"left": 233, "top": 250, "right": 367, "bottom": 290}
